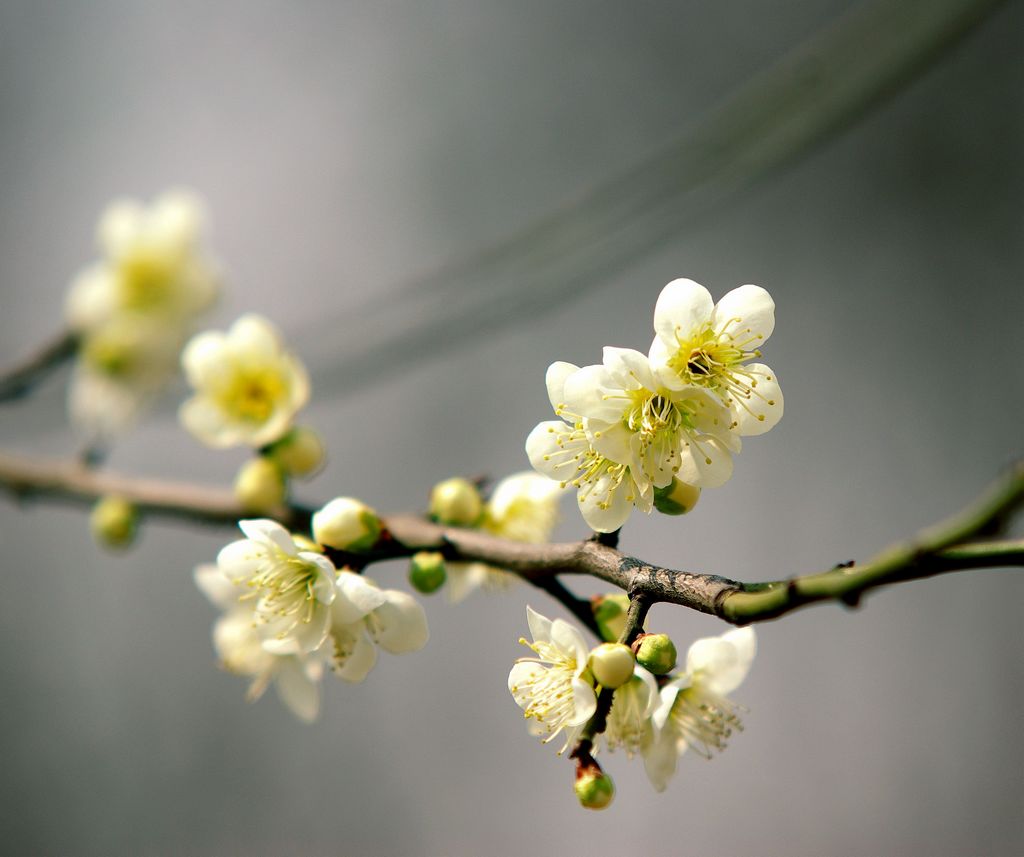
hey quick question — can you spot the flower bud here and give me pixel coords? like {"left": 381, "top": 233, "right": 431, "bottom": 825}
{"left": 591, "top": 593, "right": 630, "bottom": 643}
{"left": 429, "top": 477, "right": 483, "bottom": 526}
{"left": 313, "top": 497, "right": 382, "bottom": 551}
{"left": 408, "top": 551, "right": 447, "bottom": 594}
{"left": 266, "top": 426, "right": 326, "bottom": 477}
{"left": 90, "top": 495, "right": 139, "bottom": 549}
{"left": 654, "top": 478, "right": 701, "bottom": 516}
{"left": 588, "top": 643, "right": 635, "bottom": 689}
{"left": 233, "top": 457, "right": 286, "bottom": 513}
{"left": 633, "top": 633, "right": 677, "bottom": 675}
{"left": 574, "top": 765, "right": 614, "bottom": 810}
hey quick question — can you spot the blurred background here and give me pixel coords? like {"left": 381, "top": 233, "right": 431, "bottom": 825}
{"left": 0, "top": 1, "right": 1021, "bottom": 855}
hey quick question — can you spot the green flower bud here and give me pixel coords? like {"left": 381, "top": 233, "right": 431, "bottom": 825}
{"left": 653, "top": 478, "right": 701, "bottom": 516}
{"left": 90, "top": 496, "right": 139, "bottom": 550}
{"left": 429, "top": 477, "right": 483, "bottom": 527}
{"left": 574, "top": 766, "right": 614, "bottom": 810}
{"left": 591, "top": 593, "right": 630, "bottom": 643}
{"left": 266, "top": 426, "right": 326, "bottom": 478}
{"left": 233, "top": 457, "right": 286, "bottom": 513}
{"left": 409, "top": 551, "right": 447, "bottom": 594}
{"left": 588, "top": 643, "right": 635, "bottom": 689}
{"left": 312, "top": 497, "right": 382, "bottom": 551}
{"left": 634, "top": 633, "right": 677, "bottom": 675}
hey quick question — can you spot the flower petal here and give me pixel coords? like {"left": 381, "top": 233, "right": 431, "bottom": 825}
{"left": 370, "top": 590, "right": 429, "bottom": 654}
{"left": 545, "top": 361, "right": 580, "bottom": 413}
{"left": 526, "top": 605, "right": 552, "bottom": 644}
{"left": 274, "top": 657, "right": 320, "bottom": 722}
{"left": 562, "top": 364, "right": 623, "bottom": 423}
{"left": 332, "top": 625, "right": 378, "bottom": 683}
{"left": 711, "top": 284, "right": 775, "bottom": 345}
{"left": 728, "top": 362, "right": 783, "bottom": 436}
{"left": 333, "top": 571, "right": 388, "bottom": 624}
{"left": 602, "top": 346, "right": 659, "bottom": 392}
{"left": 239, "top": 519, "right": 296, "bottom": 556}
{"left": 653, "top": 278, "right": 713, "bottom": 345}
{"left": 194, "top": 563, "right": 241, "bottom": 609}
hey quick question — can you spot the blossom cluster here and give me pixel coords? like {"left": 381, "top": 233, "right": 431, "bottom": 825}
{"left": 527, "top": 278, "right": 782, "bottom": 531}
{"left": 180, "top": 313, "right": 324, "bottom": 513}
{"left": 508, "top": 607, "right": 755, "bottom": 793}
{"left": 64, "top": 190, "right": 220, "bottom": 436}
{"left": 435, "top": 472, "right": 565, "bottom": 602}
{"left": 197, "top": 518, "right": 428, "bottom": 721}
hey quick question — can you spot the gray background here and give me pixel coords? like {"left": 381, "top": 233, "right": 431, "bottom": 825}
{"left": 0, "top": 2, "right": 1022, "bottom": 855}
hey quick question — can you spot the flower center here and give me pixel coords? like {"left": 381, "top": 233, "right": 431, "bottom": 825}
{"left": 513, "top": 639, "right": 579, "bottom": 738}
{"left": 240, "top": 554, "right": 320, "bottom": 635}
{"left": 667, "top": 322, "right": 761, "bottom": 392}
{"left": 668, "top": 684, "right": 744, "bottom": 759}
{"left": 219, "top": 368, "right": 287, "bottom": 424}
{"left": 118, "top": 249, "right": 179, "bottom": 311}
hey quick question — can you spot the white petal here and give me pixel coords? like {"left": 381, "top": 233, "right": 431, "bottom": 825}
{"left": 194, "top": 563, "right": 241, "bottom": 609}
{"left": 526, "top": 605, "right": 552, "bottom": 644}
{"left": 676, "top": 434, "right": 733, "bottom": 489}
{"left": 274, "top": 658, "right": 321, "bottom": 722}
{"left": 633, "top": 665, "right": 660, "bottom": 719}
{"left": 526, "top": 421, "right": 583, "bottom": 482}
{"left": 649, "top": 336, "right": 689, "bottom": 392}
{"left": 239, "top": 519, "right": 296, "bottom": 556}
{"left": 589, "top": 421, "right": 634, "bottom": 467}
{"left": 216, "top": 538, "right": 263, "bottom": 581}
{"left": 333, "top": 572, "right": 388, "bottom": 624}
{"left": 508, "top": 661, "right": 545, "bottom": 710}
{"left": 729, "top": 363, "right": 783, "bottom": 436}
{"left": 332, "top": 625, "right": 378, "bottom": 683}
{"left": 545, "top": 361, "right": 580, "bottom": 412}
{"left": 180, "top": 331, "right": 227, "bottom": 389}
{"left": 703, "top": 627, "right": 757, "bottom": 696}
{"left": 642, "top": 724, "right": 682, "bottom": 792}
{"left": 711, "top": 284, "right": 775, "bottom": 345}
{"left": 578, "top": 476, "right": 633, "bottom": 533}
{"left": 652, "top": 683, "right": 682, "bottom": 732}
{"left": 569, "top": 676, "right": 598, "bottom": 725}
{"left": 602, "top": 346, "right": 659, "bottom": 392}
{"left": 371, "top": 590, "right": 429, "bottom": 654}
{"left": 549, "top": 617, "right": 588, "bottom": 664}
{"left": 179, "top": 397, "right": 235, "bottom": 448}
{"left": 97, "top": 199, "right": 142, "bottom": 256}
{"left": 653, "top": 278, "right": 713, "bottom": 345}
{"left": 445, "top": 562, "right": 487, "bottom": 604}
{"left": 562, "top": 364, "right": 623, "bottom": 423}
{"left": 487, "top": 472, "right": 562, "bottom": 519}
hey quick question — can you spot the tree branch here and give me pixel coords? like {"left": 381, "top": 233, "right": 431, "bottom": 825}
{"left": 0, "top": 329, "right": 78, "bottom": 403}
{"left": 0, "top": 449, "right": 1020, "bottom": 627}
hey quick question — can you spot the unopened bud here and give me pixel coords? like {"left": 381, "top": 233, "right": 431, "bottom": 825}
{"left": 589, "top": 643, "right": 635, "bottom": 689}
{"left": 234, "top": 457, "right": 286, "bottom": 513}
{"left": 633, "top": 633, "right": 677, "bottom": 675}
{"left": 591, "top": 593, "right": 630, "bottom": 643}
{"left": 574, "top": 764, "right": 614, "bottom": 810}
{"left": 654, "top": 478, "right": 701, "bottom": 516}
{"left": 266, "top": 426, "right": 326, "bottom": 478}
{"left": 409, "top": 551, "right": 447, "bottom": 594}
{"left": 429, "top": 477, "right": 482, "bottom": 527}
{"left": 313, "top": 497, "right": 382, "bottom": 551}
{"left": 90, "top": 495, "right": 139, "bottom": 549}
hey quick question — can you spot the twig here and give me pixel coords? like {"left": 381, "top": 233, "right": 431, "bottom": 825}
{"left": 0, "top": 449, "right": 1021, "bottom": 626}
{"left": 0, "top": 329, "right": 78, "bottom": 403}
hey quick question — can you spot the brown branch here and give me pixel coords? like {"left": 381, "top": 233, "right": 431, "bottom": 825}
{"left": 0, "top": 329, "right": 78, "bottom": 403}
{"left": 0, "top": 449, "right": 1021, "bottom": 627}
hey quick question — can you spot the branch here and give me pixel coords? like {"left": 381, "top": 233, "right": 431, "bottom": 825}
{"left": 0, "top": 329, "right": 78, "bottom": 403}
{"left": 0, "top": 449, "right": 1021, "bottom": 627}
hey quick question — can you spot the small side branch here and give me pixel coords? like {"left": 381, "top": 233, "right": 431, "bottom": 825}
{"left": 0, "top": 329, "right": 78, "bottom": 403}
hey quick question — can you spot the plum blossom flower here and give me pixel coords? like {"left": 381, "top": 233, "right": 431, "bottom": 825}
{"left": 599, "top": 665, "right": 659, "bottom": 758}
{"left": 508, "top": 607, "right": 597, "bottom": 752}
{"left": 649, "top": 278, "right": 782, "bottom": 436}
{"left": 327, "top": 571, "right": 429, "bottom": 682}
{"left": 215, "top": 519, "right": 336, "bottom": 655}
{"left": 561, "top": 347, "right": 738, "bottom": 490}
{"left": 642, "top": 626, "right": 756, "bottom": 792}
{"left": 180, "top": 314, "right": 310, "bottom": 448}
{"left": 527, "top": 361, "right": 653, "bottom": 532}
{"left": 195, "top": 564, "right": 322, "bottom": 722}
{"left": 446, "top": 472, "right": 565, "bottom": 602}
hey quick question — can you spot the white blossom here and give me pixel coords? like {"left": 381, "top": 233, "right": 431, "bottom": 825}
{"left": 180, "top": 314, "right": 310, "bottom": 448}
{"left": 649, "top": 278, "right": 783, "bottom": 436}
{"left": 642, "top": 626, "right": 756, "bottom": 792}
{"left": 327, "top": 571, "right": 429, "bottom": 682}
{"left": 600, "top": 665, "right": 659, "bottom": 758}
{"left": 195, "top": 564, "right": 322, "bottom": 722}
{"left": 508, "top": 607, "right": 597, "bottom": 752}
{"left": 447, "top": 471, "right": 565, "bottom": 602}
{"left": 215, "top": 519, "right": 336, "bottom": 655}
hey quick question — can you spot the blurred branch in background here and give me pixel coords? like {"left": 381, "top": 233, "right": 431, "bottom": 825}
{"left": 2, "top": 448, "right": 1019, "bottom": 627}
{"left": 305, "top": 0, "right": 1007, "bottom": 399}
{"left": 0, "top": 329, "right": 77, "bottom": 403}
